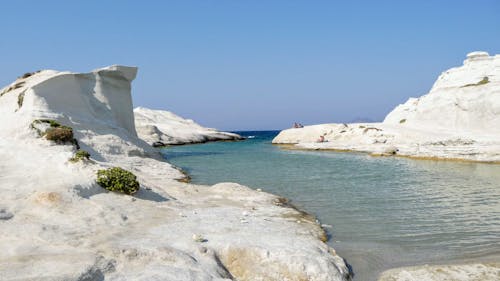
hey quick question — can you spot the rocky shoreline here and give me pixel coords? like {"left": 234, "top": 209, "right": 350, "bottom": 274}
{"left": 273, "top": 52, "right": 500, "bottom": 163}
{"left": 272, "top": 52, "right": 500, "bottom": 280}
{"left": 0, "top": 66, "right": 351, "bottom": 280}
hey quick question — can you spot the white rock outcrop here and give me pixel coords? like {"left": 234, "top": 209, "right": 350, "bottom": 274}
{"left": 134, "top": 107, "right": 243, "bottom": 146}
{"left": 0, "top": 66, "right": 351, "bottom": 280}
{"left": 273, "top": 52, "right": 500, "bottom": 162}
{"left": 378, "top": 262, "right": 500, "bottom": 281}
{"left": 384, "top": 51, "right": 500, "bottom": 134}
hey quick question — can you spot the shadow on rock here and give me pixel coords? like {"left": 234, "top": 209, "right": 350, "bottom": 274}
{"left": 134, "top": 187, "right": 169, "bottom": 202}
{"left": 75, "top": 184, "right": 169, "bottom": 203}
{"left": 74, "top": 184, "right": 107, "bottom": 199}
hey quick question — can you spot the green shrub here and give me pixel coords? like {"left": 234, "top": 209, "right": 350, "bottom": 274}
{"left": 31, "top": 119, "right": 79, "bottom": 147}
{"left": 70, "top": 149, "right": 90, "bottom": 162}
{"left": 45, "top": 126, "right": 74, "bottom": 143}
{"left": 96, "top": 167, "right": 140, "bottom": 195}
{"left": 399, "top": 119, "right": 406, "bottom": 124}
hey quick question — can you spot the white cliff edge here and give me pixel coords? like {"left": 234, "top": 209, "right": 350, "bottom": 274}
{"left": 134, "top": 107, "right": 243, "bottom": 146}
{"left": 0, "top": 66, "right": 351, "bottom": 280}
{"left": 273, "top": 51, "right": 500, "bottom": 162}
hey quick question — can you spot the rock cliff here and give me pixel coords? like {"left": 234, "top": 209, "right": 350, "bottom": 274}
{"left": 384, "top": 51, "right": 500, "bottom": 134}
{"left": 0, "top": 66, "right": 350, "bottom": 281}
{"left": 273, "top": 52, "right": 500, "bottom": 162}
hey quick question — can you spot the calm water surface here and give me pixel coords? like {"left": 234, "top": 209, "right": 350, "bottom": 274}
{"left": 161, "top": 131, "right": 500, "bottom": 281}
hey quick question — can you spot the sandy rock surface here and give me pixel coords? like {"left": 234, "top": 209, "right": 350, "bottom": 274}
{"left": 0, "top": 66, "right": 350, "bottom": 281}
{"left": 378, "top": 263, "right": 500, "bottom": 281}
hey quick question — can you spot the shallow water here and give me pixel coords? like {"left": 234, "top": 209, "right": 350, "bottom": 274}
{"left": 161, "top": 131, "right": 500, "bottom": 281}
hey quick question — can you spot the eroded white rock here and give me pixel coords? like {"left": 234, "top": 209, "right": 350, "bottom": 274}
{"left": 378, "top": 262, "right": 500, "bottom": 281}
{"left": 0, "top": 66, "right": 351, "bottom": 281}
{"left": 273, "top": 52, "right": 500, "bottom": 162}
{"left": 134, "top": 107, "right": 243, "bottom": 146}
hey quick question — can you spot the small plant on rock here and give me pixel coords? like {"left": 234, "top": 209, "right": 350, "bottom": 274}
{"left": 21, "top": 72, "right": 34, "bottom": 79}
{"left": 477, "top": 76, "right": 489, "bottom": 85}
{"left": 31, "top": 119, "right": 63, "bottom": 135}
{"left": 31, "top": 119, "right": 76, "bottom": 145}
{"left": 70, "top": 149, "right": 91, "bottom": 162}
{"left": 18, "top": 70, "right": 41, "bottom": 79}
{"left": 32, "top": 119, "right": 62, "bottom": 128}
{"left": 462, "top": 76, "right": 490, "bottom": 87}
{"left": 0, "top": 81, "right": 25, "bottom": 97}
{"left": 399, "top": 119, "right": 406, "bottom": 124}
{"left": 17, "top": 92, "right": 25, "bottom": 108}
{"left": 96, "top": 167, "right": 140, "bottom": 195}
{"left": 45, "top": 126, "right": 74, "bottom": 143}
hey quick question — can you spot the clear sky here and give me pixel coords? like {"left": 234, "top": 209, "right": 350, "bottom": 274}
{"left": 1, "top": 1, "right": 499, "bottom": 130}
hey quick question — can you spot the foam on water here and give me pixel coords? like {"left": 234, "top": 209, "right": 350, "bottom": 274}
{"left": 161, "top": 131, "right": 500, "bottom": 281}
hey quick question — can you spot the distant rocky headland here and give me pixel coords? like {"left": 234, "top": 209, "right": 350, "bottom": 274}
{"left": 134, "top": 106, "right": 243, "bottom": 147}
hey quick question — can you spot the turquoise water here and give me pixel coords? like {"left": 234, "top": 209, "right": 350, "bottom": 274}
{"left": 161, "top": 131, "right": 500, "bottom": 281}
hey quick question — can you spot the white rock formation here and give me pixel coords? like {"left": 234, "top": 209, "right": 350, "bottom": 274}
{"left": 384, "top": 51, "right": 500, "bottom": 134}
{"left": 134, "top": 107, "right": 243, "bottom": 146}
{"left": 378, "top": 262, "right": 500, "bottom": 281}
{"left": 0, "top": 66, "right": 351, "bottom": 280}
{"left": 273, "top": 52, "right": 500, "bottom": 162}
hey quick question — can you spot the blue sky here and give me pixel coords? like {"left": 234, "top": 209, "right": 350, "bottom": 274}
{"left": 1, "top": 1, "right": 499, "bottom": 130}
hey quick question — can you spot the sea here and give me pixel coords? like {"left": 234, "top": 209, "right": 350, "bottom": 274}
{"left": 160, "top": 130, "right": 500, "bottom": 281}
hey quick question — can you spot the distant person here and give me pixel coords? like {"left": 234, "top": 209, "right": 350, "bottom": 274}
{"left": 317, "top": 135, "right": 325, "bottom": 142}
{"left": 293, "top": 122, "right": 304, "bottom": 128}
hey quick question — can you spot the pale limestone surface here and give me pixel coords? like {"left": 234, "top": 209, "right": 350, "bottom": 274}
{"left": 273, "top": 52, "right": 500, "bottom": 162}
{"left": 134, "top": 107, "right": 243, "bottom": 146}
{"left": 378, "top": 263, "right": 500, "bottom": 281}
{"left": 0, "top": 66, "right": 351, "bottom": 281}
